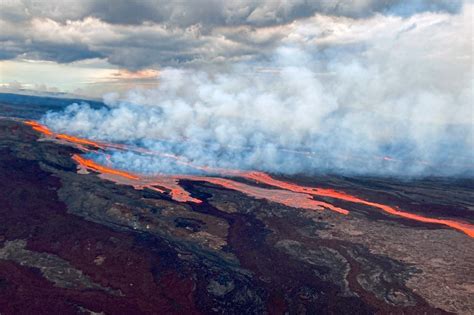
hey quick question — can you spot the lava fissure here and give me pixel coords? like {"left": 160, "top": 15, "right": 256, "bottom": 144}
{"left": 25, "top": 120, "right": 474, "bottom": 238}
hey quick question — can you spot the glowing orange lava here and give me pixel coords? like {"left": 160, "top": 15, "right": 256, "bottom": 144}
{"left": 56, "top": 134, "right": 103, "bottom": 149}
{"left": 24, "top": 120, "right": 474, "bottom": 237}
{"left": 72, "top": 154, "right": 139, "bottom": 180}
{"left": 72, "top": 154, "right": 345, "bottom": 212}
{"left": 72, "top": 154, "right": 201, "bottom": 203}
{"left": 24, "top": 120, "right": 54, "bottom": 136}
{"left": 179, "top": 176, "right": 349, "bottom": 214}
{"left": 145, "top": 177, "right": 202, "bottom": 204}
{"left": 25, "top": 120, "right": 103, "bottom": 149}
{"left": 240, "top": 172, "right": 474, "bottom": 237}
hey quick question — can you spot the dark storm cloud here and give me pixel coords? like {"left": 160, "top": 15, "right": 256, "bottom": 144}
{"left": 24, "top": 42, "right": 104, "bottom": 63}
{"left": 88, "top": 0, "right": 165, "bottom": 25}
{"left": 0, "top": 0, "right": 465, "bottom": 69}
{"left": 10, "top": 0, "right": 462, "bottom": 26}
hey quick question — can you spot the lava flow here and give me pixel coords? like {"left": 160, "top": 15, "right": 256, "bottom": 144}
{"left": 72, "top": 154, "right": 348, "bottom": 214}
{"left": 72, "top": 154, "right": 139, "bottom": 180}
{"left": 25, "top": 120, "right": 474, "bottom": 237}
{"left": 180, "top": 176, "right": 349, "bottom": 214}
{"left": 24, "top": 120, "right": 54, "bottom": 136}
{"left": 72, "top": 154, "right": 201, "bottom": 203}
{"left": 25, "top": 120, "right": 104, "bottom": 150}
{"left": 240, "top": 172, "right": 474, "bottom": 238}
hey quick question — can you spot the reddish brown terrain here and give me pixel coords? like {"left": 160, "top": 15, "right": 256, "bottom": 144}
{"left": 0, "top": 117, "right": 473, "bottom": 314}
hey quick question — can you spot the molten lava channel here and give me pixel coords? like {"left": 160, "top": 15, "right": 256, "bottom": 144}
{"left": 240, "top": 172, "right": 474, "bottom": 238}
{"left": 25, "top": 120, "right": 106, "bottom": 150}
{"left": 72, "top": 154, "right": 201, "bottom": 203}
{"left": 72, "top": 154, "right": 348, "bottom": 214}
{"left": 25, "top": 120, "right": 474, "bottom": 238}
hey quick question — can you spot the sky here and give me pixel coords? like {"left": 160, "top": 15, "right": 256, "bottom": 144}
{"left": 1, "top": 0, "right": 472, "bottom": 176}
{"left": 0, "top": 0, "right": 470, "bottom": 98}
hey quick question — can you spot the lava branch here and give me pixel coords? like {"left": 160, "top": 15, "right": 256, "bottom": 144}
{"left": 72, "top": 154, "right": 139, "bottom": 180}
{"left": 240, "top": 172, "right": 474, "bottom": 238}
{"left": 72, "top": 154, "right": 348, "bottom": 214}
{"left": 72, "top": 154, "right": 201, "bottom": 204}
{"left": 25, "top": 120, "right": 105, "bottom": 150}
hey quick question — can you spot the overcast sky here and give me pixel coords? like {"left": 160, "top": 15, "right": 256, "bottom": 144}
{"left": 1, "top": 0, "right": 472, "bottom": 175}
{"left": 0, "top": 0, "right": 470, "bottom": 97}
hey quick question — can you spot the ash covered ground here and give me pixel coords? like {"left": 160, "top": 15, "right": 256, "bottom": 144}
{"left": 0, "top": 94, "right": 473, "bottom": 314}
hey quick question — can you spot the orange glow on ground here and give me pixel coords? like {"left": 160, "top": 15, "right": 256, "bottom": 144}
{"left": 241, "top": 172, "right": 474, "bottom": 237}
{"left": 56, "top": 134, "right": 103, "bottom": 149}
{"left": 179, "top": 176, "right": 349, "bottom": 214}
{"left": 72, "top": 154, "right": 201, "bottom": 203}
{"left": 25, "top": 120, "right": 474, "bottom": 237}
{"left": 24, "top": 120, "right": 54, "bottom": 136}
{"left": 70, "top": 154, "right": 347, "bottom": 213}
{"left": 72, "top": 154, "right": 139, "bottom": 180}
{"left": 25, "top": 120, "right": 103, "bottom": 149}
{"left": 144, "top": 177, "right": 202, "bottom": 204}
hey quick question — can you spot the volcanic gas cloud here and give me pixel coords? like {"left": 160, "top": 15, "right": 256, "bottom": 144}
{"left": 25, "top": 121, "right": 474, "bottom": 238}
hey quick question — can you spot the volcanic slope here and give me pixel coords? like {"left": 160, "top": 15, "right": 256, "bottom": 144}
{"left": 0, "top": 118, "right": 473, "bottom": 314}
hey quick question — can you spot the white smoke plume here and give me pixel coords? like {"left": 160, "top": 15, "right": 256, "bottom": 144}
{"left": 42, "top": 6, "right": 473, "bottom": 177}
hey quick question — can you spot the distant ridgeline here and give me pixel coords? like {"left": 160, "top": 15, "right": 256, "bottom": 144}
{"left": 0, "top": 93, "right": 106, "bottom": 119}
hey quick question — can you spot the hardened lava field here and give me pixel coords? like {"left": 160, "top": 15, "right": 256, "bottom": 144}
{"left": 0, "top": 117, "right": 473, "bottom": 314}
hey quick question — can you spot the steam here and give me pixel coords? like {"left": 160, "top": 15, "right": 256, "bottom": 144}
{"left": 42, "top": 7, "right": 473, "bottom": 177}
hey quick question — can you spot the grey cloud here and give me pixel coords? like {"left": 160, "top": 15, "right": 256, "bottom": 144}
{"left": 24, "top": 42, "right": 104, "bottom": 63}
{"left": 0, "top": 0, "right": 466, "bottom": 68}
{"left": 9, "top": 0, "right": 464, "bottom": 26}
{"left": 88, "top": 0, "right": 166, "bottom": 25}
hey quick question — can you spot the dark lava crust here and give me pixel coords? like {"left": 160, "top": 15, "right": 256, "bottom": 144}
{"left": 0, "top": 119, "right": 473, "bottom": 314}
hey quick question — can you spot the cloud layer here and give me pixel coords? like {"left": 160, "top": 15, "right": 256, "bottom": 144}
{"left": 41, "top": 4, "right": 473, "bottom": 177}
{"left": 0, "top": 0, "right": 464, "bottom": 68}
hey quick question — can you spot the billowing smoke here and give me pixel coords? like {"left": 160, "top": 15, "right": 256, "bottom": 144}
{"left": 42, "top": 6, "right": 473, "bottom": 177}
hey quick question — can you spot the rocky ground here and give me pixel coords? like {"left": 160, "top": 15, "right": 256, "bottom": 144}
{"left": 0, "top": 118, "right": 473, "bottom": 314}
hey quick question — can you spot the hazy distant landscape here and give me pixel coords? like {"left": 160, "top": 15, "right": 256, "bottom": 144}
{"left": 0, "top": 93, "right": 105, "bottom": 119}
